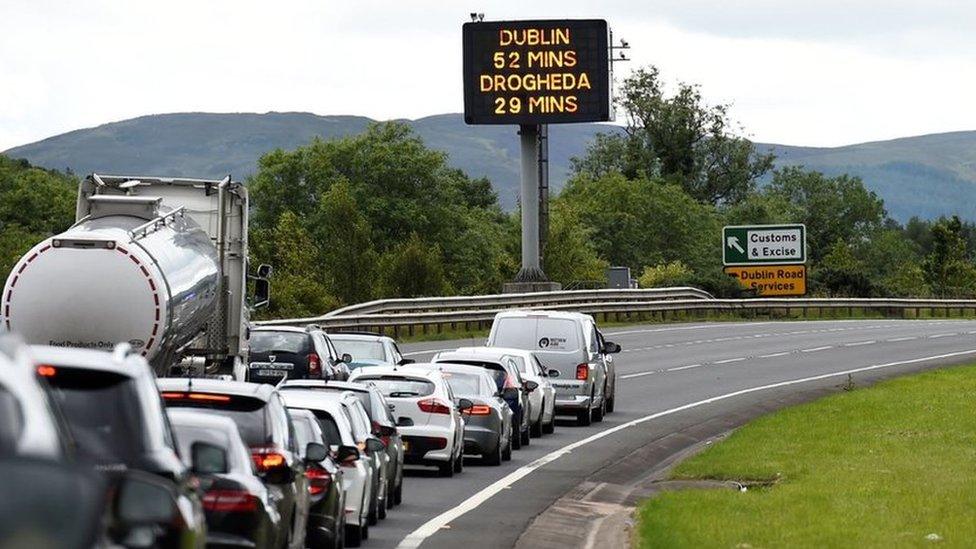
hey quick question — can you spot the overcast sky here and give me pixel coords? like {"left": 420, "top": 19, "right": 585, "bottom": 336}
{"left": 2, "top": 0, "right": 975, "bottom": 150}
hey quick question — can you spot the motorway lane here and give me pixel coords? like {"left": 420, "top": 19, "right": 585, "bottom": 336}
{"left": 366, "top": 319, "right": 976, "bottom": 548}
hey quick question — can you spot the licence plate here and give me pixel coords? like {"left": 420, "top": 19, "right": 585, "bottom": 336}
{"left": 249, "top": 362, "right": 294, "bottom": 370}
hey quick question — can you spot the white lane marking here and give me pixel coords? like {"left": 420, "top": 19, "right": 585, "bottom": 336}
{"left": 402, "top": 348, "right": 454, "bottom": 357}
{"left": 759, "top": 351, "right": 790, "bottom": 358}
{"left": 395, "top": 348, "right": 976, "bottom": 549}
{"left": 844, "top": 340, "right": 876, "bottom": 347}
{"left": 714, "top": 357, "right": 746, "bottom": 364}
{"left": 620, "top": 370, "right": 661, "bottom": 379}
{"left": 929, "top": 333, "right": 954, "bottom": 339}
{"left": 801, "top": 346, "right": 833, "bottom": 353}
{"left": 667, "top": 364, "right": 702, "bottom": 372}
{"left": 888, "top": 337, "right": 916, "bottom": 342}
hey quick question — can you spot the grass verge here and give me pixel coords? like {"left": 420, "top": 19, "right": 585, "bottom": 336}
{"left": 636, "top": 364, "right": 976, "bottom": 548}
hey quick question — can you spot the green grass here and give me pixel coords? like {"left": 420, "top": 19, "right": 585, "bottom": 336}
{"left": 636, "top": 364, "right": 976, "bottom": 548}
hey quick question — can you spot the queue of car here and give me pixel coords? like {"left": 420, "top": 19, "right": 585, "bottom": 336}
{"left": 0, "top": 309, "right": 620, "bottom": 548}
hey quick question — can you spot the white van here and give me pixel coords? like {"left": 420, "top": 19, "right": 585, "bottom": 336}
{"left": 487, "top": 310, "right": 620, "bottom": 426}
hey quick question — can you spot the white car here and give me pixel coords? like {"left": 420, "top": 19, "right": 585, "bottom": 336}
{"left": 456, "top": 346, "right": 557, "bottom": 436}
{"left": 349, "top": 365, "right": 470, "bottom": 477}
{"left": 280, "top": 390, "right": 374, "bottom": 546}
{"left": 332, "top": 392, "right": 389, "bottom": 524}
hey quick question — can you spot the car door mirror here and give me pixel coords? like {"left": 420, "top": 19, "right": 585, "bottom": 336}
{"left": 340, "top": 353, "right": 353, "bottom": 364}
{"left": 396, "top": 416, "right": 414, "bottom": 427}
{"left": 547, "top": 369, "right": 560, "bottom": 378}
{"left": 457, "top": 398, "right": 474, "bottom": 411}
{"left": 116, "top": 471, "right": 178, "bottom": 525}
{"left": 191, "top": 441, "right": 228, "bottom": 475}
{"left": 603, "top": 341, "right": 621, "bottom": 354}
{"left": 366, "top": 437, "right": 386, "bottom": 452}
{"left": 398, "top": 358, "right": 415, "bottom": 365}
{"left": 524, "top": 380, "right": 539, "bottom": 393}
{"left": 305, "top": 442, "right": 328, "bottom": 463}
{"left": 335, "top": 445, "right": 360, "bottom": 464}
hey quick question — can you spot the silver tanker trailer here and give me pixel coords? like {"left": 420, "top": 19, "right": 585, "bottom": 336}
{"left": 0, "top": 174, "right": 270, "bottom": 377}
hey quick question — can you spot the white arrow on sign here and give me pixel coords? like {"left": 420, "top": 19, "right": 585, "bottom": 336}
{"left": 727, "top": 236, "right": 745, "bottom": 254}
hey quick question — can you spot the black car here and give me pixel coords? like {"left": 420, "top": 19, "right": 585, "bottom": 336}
{"left": 159, "top": 378, "right": 310, "bottom": 549}
{"left": 248, "top": 326, "right": 351, "bottom": 383}
{"left": 290, "top": 408, "right": 347, "bottom": 549}
{"left": 31, "top": 344, "right": 207, "bottom": 548}
{"left": 169, "top": 409, "right": 285, "bottom": 548}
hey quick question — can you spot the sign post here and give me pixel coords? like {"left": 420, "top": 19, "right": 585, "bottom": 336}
{"left": 463, "top": 19, "right": 610, "bottom": 292}
{"left": 722, "top": 224, "right": 807, "bottom": 296}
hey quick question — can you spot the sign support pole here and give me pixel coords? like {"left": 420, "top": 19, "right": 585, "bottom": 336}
{"left": 538, "top": 124, "right": 549, "bottom": 269}
{"left": 515, "top": 124, "right": 547, "bottom": 283}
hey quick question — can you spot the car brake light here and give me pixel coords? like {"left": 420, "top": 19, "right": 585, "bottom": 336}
{"left": 36, "top": 365, "right": 56, "bottom": 377}
{"left": 417, "top": 398, "right": 451, "bottom": 415}
{"left": 161, "top": 392, "right": 231, "bottom": 402}
{"left": 308, "top": 353, "right": 322, "bottom": 378}
{"left": 305, "top": 465, "right": 333, "bottom": 496}
{"left": 467, "top": 404, "right": 492, "bottom": 416}
{"left": 203, "top": 489, "right": 258, "bottom": 512}
{"left": 250, "top": 447, "right": 287, "bottom": 472}
{"left": 576, "top": 363, "right": 589, "bottom": 381}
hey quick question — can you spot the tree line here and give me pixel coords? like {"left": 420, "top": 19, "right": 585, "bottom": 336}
{"left": 1, "top": 66, "right": 974, "bottom": 319}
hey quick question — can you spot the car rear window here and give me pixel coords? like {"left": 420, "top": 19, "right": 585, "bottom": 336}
{"left": 332, "top": 339, "right": 386, "bottom": 362}
{"left": 291, "top": 416, "right": 318, "bottom": 456}
{"left": 355, "top": 376, "right": 435, "bottom": 398}
{"left": 443, "top": 361, "right": 507, "bottom": 389}
{"left": 492, "top": 317, "right": 581, "bottom": 352}
{"left": 443, "top": 372, "right": 483, "bottom": 396}
{"left": 250, "top": 331, "right": 310, "bottom": 354}
{"left": 161, "top": 393, "right": 268, "bottom": 447}
{"left": 307, "top": 410, "right": 343, "bottom": 446}
{"left": 44, "top": 369, "right": 147, "bottom": 466}
{"left": 0, "top": 386, "right": 24, "bottom": 456}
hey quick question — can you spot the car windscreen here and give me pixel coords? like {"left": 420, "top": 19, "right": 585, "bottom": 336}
{"left": 355, "top": 376, "right": 435, "bottom": 398}
{"left": 250, "top": 331, "right": 310, "bottom": 354}
{"left": 492, "top": 317, "right": 581, "bottom": 352}
{"left": 44, "top": 369, "right": 147, "bottom": 466}
{"left": 443, "top": 372, "right": 484, "bottom": 396}
{"left": 308, "top": 410, "right": 343, "bottom": 447}
{"left": 161, "top": 393, "right": 268, "bottom": 447}
{"left": 332, "top": 339, "right": 386, "bottom": 361}
{"left": 0, "top": 386, "right": 23, "bottom": 456}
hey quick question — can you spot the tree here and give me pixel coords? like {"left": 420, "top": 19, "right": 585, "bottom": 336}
{"left": 764, "top": 168, "right": 886, "bottom": 262}
{"left": 315, "top": 180, "right": 377, "bottom": 305}
{"left": 638, "top": 261, "right": 695, "bottom": 288}
{"left": 811, "top": 240, "right": 877, "bottom": 297}
{"left": 571, "top": 66, "right": 773, "bottom": 205}
{"left": 923, "top": 216, "right": 976, "bottom": 297}
{"left": 378, "top": 233, "right": 450, "bottom": 298}
{"left": 542, "top": 202, "right": 608, "bottom": 285}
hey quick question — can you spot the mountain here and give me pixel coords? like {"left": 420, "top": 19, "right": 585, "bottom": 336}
{"left": 5, "top": 112, "right": 976, "bottom": 220}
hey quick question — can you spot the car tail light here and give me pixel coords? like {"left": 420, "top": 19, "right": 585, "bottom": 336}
{"left": 467, "top": 404, "right": 492, "bottom": 416}
{"left": 36, "top": 365, "right": 57, "bottom": 377}
{"left": 203, "top": 489, "right": 258, "bottom": 512}
{"left": 305, "top": 465, "right": 333, "bottom": 496}
{"left": 308, "top": 353, "right": 322, "bottom": 378}
{"left": 250, "top": 446, "right": 287, "bottom": 472}
{"left": 576, "top": 363, "right": 589, "bottom": 381}
{"left": 161, "top": 392, "right": 231, "bottom": 403}
{"left": 417, "top": 398, "right": 452, "bottom": 415}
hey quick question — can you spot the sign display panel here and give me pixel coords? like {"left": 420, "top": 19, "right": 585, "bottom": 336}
{"left": 723, "top": 224, "right": 806, "bottom": 266}
{"left": 462, "top": 19, "right": 610, "bottom": 125}
{"left": 724, "top": 265, "right": 807, "bottom": 296}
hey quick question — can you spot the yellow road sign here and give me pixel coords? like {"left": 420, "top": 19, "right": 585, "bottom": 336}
{"left": 724, "top": 265, "right": 806, "bottom": 296}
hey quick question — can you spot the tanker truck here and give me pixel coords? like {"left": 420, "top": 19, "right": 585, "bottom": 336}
{"left": 0, "top": 173, "right": 270, "bottom": 377}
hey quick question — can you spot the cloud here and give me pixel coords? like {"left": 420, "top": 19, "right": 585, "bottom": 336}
{"left": 0, "top": 0, "right": 974, "bottom": 150}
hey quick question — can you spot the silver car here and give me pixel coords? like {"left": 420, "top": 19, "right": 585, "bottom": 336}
{"left": 487, "top": 310, "right": 621, "bottom": 426}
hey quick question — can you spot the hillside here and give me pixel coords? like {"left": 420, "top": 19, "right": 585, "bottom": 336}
{"left": 6, "top": 112, "right": 976, "bottom": 220}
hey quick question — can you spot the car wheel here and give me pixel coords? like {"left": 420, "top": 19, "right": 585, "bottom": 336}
{"left": 512, "top": 415, "right": 523, "bottom": 449}
{"left": 483, "top": 437, "right": 503, "bottom": 465}
{"left": 606, "top": 383, "right": 616, "bottom": 413}
{"left": 577, "top": 396, "right": 593, "bottom": 426}
{"left": 543, "top": 413, "right": 555, "bottom": 434}
{"left": 592, "top": 390, "right": 606, "bottom": 423}
{"left": 368, "top": 491, "right": 379, "bottom": 526}
{"left": 378, "top": 495, "right": 387, "bottom": 520}
{"left": 345, "top": 524, "right": 363, "bottom": 547}
{"left": 394, "top": 480, "right": 403, "bottom": 505}
{"left": 520, "top": 424, "right": 531, "bottom": 446}
{"left": 438, "top": 458, "right": 455, "bottom": 477}
{"left": 531, "top": 415, "right": 544, "bottom": 438}
{"left": 387, "top": 480, "right": 396, "bottom": 509}
{"left": 502, "top": 433, "right": 513, "bottom": 461}
{"left": 453, "top": 449, "right": 464, "bottom": 473}
{"left": 362, "top": 522, "right": 369, "bottom": 540}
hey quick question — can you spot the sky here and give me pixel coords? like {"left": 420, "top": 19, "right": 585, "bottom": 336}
{"left": 2, "top": 0, "right": 975, "bottom": 150}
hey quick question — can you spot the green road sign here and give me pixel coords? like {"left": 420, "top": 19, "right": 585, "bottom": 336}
{"left": 723, "top": 224, "right": 806, "bottom": 266}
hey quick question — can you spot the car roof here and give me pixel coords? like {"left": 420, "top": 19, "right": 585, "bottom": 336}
{"left": 434, "top": 349, "right": 511, "bottom": 363}
{"left": 252, "top": 325, "right": 309, "bottom": 334}
{"left": 281, "top": 389, "right": 351, "bottom": 414}
{"left": 413, "top": 362, "right": 490, "bottom": 377}
{"left": 283, "top": 380, "right": 373, "bottom": 393}
{"left": 29, "top": 344, "right": 150, "bottom": 377}
{"left": 156, "top": 377, "right": 275, "bottom": 400}
{"left": 349, "top": 364, "right": 443, "bottom": 380}
{"left": 455, "top": 346, "right": 536, "bottom": 360}
{"left": 494, "top": 309, "right": 594, "bottom": 322}
{"left": 327, "top": 333, "right": 392, "bottom": 343}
